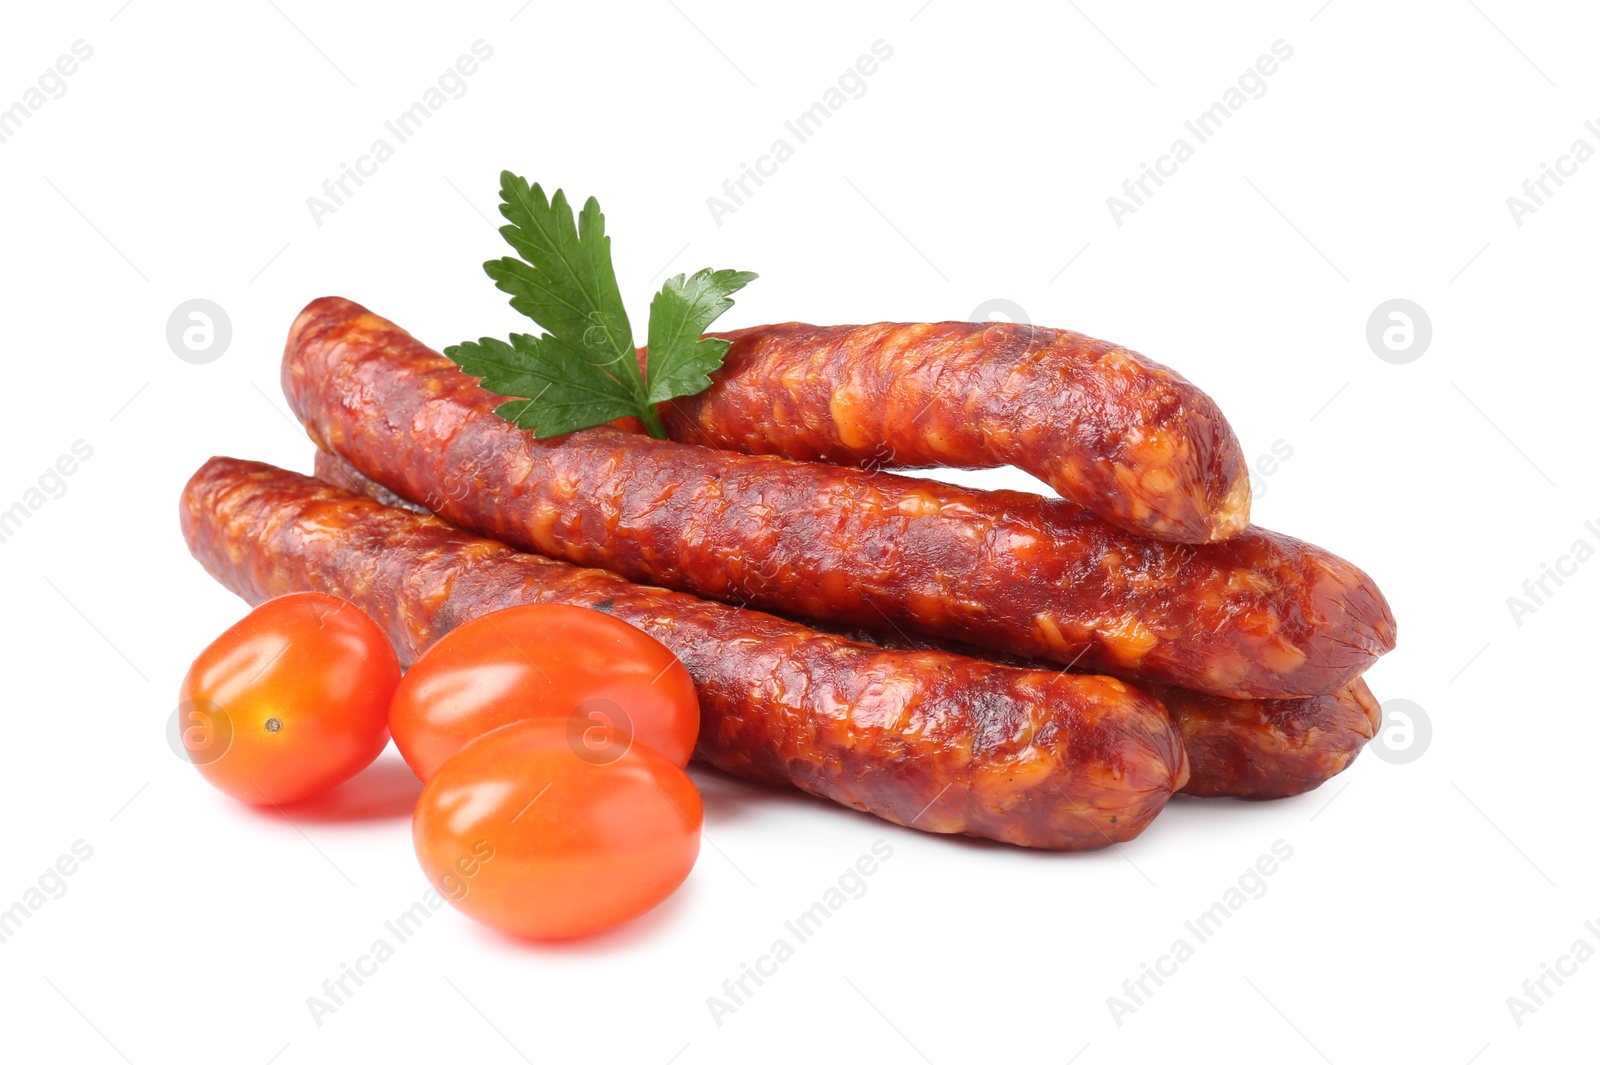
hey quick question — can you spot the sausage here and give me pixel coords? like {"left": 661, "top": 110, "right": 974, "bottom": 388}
{"left": 180, "top": 456, "right": 1187, "bottom": 850}
{"left": 314, "top": 448, "right": 425, "bottom": 512}
{"left": 659, "top": 322, "right": 1252, "bottom": 543}
{"left": 316, "top": 445, "right": 1380, "bottom": 799}
{"left": 788, "top": 614, "right": 1380, "bottom": 800}
{"left": 283, "top": 297, "right": 1395, "bottom": 699}
{"left": 1154, "top": 681, "right": 1380, "bottom": 800}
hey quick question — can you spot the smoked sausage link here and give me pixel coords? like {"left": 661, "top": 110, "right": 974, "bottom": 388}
{"left": 283, "top": 297, "right": 1395, "bottom": 700}
{"left": 316, "top": 444, "right": 1381, "bottom": 801}
{"left": 661, "top": 322, "right": 1252, "bottom": 543}
{"left": 799, "top": 613, "right": 1384, "bottom": 802}
{"left": 314, "top": 445, "right": 1377, "bottom": 799}
{"left": 180, "top": 456, "right": 1188, "bottom": 850}
{"left": 1155, "top": 680, "right": 1380, "bottom": 800}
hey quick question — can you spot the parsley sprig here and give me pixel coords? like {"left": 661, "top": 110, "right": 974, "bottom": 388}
{"left": 445, "top": 171, "right": 756, "bottom": 439}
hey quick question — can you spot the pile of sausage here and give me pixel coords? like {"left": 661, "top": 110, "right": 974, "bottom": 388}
{"left": 179, "top": 297, "right": 1396, "bottom": 850}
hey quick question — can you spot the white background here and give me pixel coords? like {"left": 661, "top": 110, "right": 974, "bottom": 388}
{"left": 1, "top": 1, "right": 1595, "bottom": 1062}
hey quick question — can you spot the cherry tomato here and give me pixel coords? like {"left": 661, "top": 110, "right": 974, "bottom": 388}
{"left": 413, "top": 719, "right": 701, "bottom": 939}
{"left": 177, "top": 592, "right": 400, "bottom": 804}
{"left": 388, "top": 603, "right": 698, "bottom": 781}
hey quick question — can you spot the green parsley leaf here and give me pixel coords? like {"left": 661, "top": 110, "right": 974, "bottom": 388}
{"left": 445, "top": 333, "right": 640, "bottom": 439}
{"left": 646, "top": 268, "right": 759, "bottom": 404}
{"left": 443, "top": 170, "right": 756, "bottom": 439}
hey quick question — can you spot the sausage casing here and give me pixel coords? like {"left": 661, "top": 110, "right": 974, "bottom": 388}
{"left": 783, "top": 611, "right": 1382, "bottom": 801}
{"left": 315, "top": 446, "right": 1379, "bottom": 800}
{"left": 181, "top": 457, "right": 1188, "bottom": 849}
{"left": 660, "top": 322, "right": 1252, "bottom": 543}
{"left": 283, "top": 298, "right": 1395, "bottom": 699}
{"left": 1155, "top": 681, "right": 1380, "bottom": 799}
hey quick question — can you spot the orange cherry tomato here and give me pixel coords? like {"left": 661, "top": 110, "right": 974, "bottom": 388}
{"left": 413, "top": 719, "right": 702, "bottom": 939}
{"left": 177, "top": 592, "right": 400, "bottom": 804}
{"left": 388, "top": 604, "right": 698, "bottom": 781}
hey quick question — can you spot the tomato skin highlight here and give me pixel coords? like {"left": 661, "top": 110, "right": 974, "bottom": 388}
{"left": 178, "top": 592, "right": 400, "bottom": 804}
{"left": 389, "top": 603, "right": 698, "bottom": 781}
{"left": 413, "top": 719, "right": 702, "bottom": 939}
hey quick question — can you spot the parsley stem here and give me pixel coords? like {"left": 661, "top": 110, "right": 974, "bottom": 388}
{"left": 638, "top": 404, "right": 668, "bottom": 440}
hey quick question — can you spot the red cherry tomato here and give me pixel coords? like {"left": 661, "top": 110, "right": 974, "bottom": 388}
{"left": 177, "top": 592, "right": 400, "bottom": 804}
{"left": 388, "top": 604, "right": 698, "bottom": 781}
{"left": 413, "top": 719, "right": 702, "bottom": 939}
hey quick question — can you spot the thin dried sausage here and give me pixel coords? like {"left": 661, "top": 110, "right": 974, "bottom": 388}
{"left": 1155, "top": 681, "right": 1379, "bottom": 800}
{"left": 661, "top": 321, "right": 1252, "bottom": 543}
{"left": 283, "top": 298, "right": 1395, "bottom": 699}
{"left": 803, "top": 616, "right": 1382, "bottom": 801}
{"left": 315, "top": 446, "right": 1379, "bottom": 799}
{"left": 181, "top": 456, "right": 1188, "bottom": 849}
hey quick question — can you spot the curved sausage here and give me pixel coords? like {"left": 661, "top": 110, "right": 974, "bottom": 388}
{"left": 314, "top": 448, "right": 425, "bottom": 512}
{"left": 793, "top": 614, "right": 1380, "bottom": 800}
{"left": 315, "top": 446, "right": 1379, "bottom": 800}
{"left": 1155, "top": 681, "right": 1379, "bottom": 800}
{"left": 659, "top": 322, "right": 1252, "bottom": 543}
{"left": 180, "top": 456, "right": 1187, "bottom": 850}
{"left": 283, "top": 297, "right": 1395, "bottom": 699}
